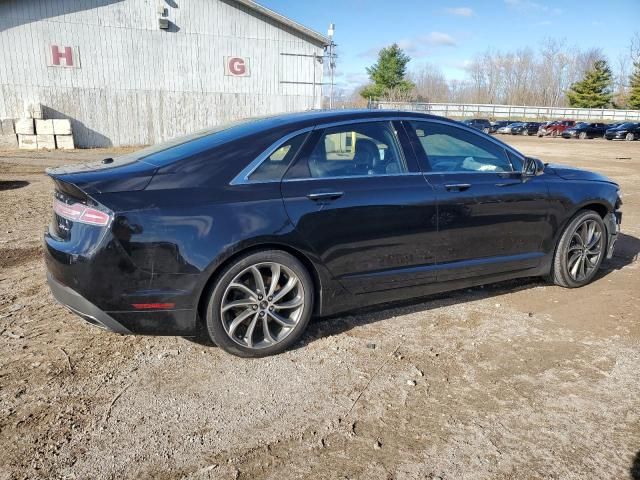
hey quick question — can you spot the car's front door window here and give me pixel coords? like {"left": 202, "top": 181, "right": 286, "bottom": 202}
{"left": 408, "top": 121, "right": 514, "bottom": 173}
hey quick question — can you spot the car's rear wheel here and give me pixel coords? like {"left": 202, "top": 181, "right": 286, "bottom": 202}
{"left": 523, "top": 129, "right": 529, "bottom": 136}
{"left": 205, "top": 250, "right": 313, "bottom": 357}
{"left": 483, "top": 127, "right": 490, "bottom": 134}
{"left": 626, "top": 132, "right": 635, "bottom": 141}
{"left": 550, "top": 210, "right": 606, "bottom": 288}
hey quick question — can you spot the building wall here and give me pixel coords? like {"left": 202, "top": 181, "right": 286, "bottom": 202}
{"left": 0, "top": 0, "right": 325, "bottom": 147}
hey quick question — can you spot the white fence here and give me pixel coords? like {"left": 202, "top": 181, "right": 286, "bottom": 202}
{"left": 374, "top": 101, "right": 640, "bottom": 122}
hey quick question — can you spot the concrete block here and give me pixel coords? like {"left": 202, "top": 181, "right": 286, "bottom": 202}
{"left": 36, "top": 134, "right": 56, "bottom": 150}
{"left": 18, "top": 134, "right": 37, "bottom": 149}
{"left": 28, "top": 103, "right": 43, "bottom": 119}
{"left": 52, "top": 119, "right": 72, "bottom": 135}
{"left": 35, "top": 119, "right": 54, "bottom": 135}
{"left": 1, "top": 119, "right": 15, "bottom": 135}
{"left": 0, "top": 134, "right": 18, "bottom": 149}
{"left": 15, "top": 118, "right": 34, "bottom": 135}
{"left": 55, "top": 135, "right": 75, "bottom": 150}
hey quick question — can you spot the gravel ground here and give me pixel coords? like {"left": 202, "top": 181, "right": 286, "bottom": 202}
{"left": 0, "top": 136, "right": 639, "bottom": 480}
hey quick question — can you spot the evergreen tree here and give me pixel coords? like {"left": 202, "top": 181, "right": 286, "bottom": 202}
{"left": 566, "top": 59, "right": 613, "bottom": 108}
{"left": 628, "top": 61, "right": 640, "bottom": 110}
{"left": 360, "top": 44, "right": 414, "bottom": 100}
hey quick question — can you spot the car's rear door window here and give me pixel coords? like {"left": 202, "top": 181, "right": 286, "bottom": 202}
{"left": 286, "top": 122, "right": 408, "bottom": 179}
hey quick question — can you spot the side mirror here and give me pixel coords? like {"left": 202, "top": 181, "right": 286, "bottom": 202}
{"left": 523, "top": 157, "right": 545, "bottom": 176}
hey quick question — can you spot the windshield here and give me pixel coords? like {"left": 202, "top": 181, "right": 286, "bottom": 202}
{"left": 113, "top": 117, "right": 265, "bottom": 165}
{"left": 616, "top": 122, "right": 637, "bottom": 129}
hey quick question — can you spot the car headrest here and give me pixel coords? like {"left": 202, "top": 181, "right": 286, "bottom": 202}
{"left": 353, "top": 139, "right": 379, "bottom": 168}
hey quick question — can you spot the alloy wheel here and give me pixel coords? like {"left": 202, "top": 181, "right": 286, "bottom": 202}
{"left": 566, "top": 219, "right": 604, "bottom": 282}
{"left": 626, "top": 132, "right": 635, "bottom": 141}
{"left": 220, "top": 262, "right": 305, "bottom": 349}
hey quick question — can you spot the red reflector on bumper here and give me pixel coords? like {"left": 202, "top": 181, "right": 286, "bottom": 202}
{"left": 131, "top": 303, "right": 176, "bottom": 310}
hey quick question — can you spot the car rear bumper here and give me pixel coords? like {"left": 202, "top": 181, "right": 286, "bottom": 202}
{"left": 44, "top": 231, "right": 200, "bottom": 336}
{"left": 47, "top": 272, "right": 132, "bottom": 334}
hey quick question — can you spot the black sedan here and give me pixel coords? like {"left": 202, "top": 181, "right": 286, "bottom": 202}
{"left": 561, "top": 122, "right": 610, "bottom": 139}
{"left": 462, "top": 118, "right": 492, "bottom": 133}
{"left": 44, "top": 110, "right": 622, "bottom": 357}
{"left": 605, "top": 122, "right": 640, "bottom": 141}
{"left": 511, "top": 122, "right": 542, "bottom": 136}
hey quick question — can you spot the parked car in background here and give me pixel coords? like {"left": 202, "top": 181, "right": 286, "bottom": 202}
{"left": 605, "top": 122, "right": 640, "bottom": 141}
{"left": 537, "top": 121, "right": 558, "bottom": 137}
{"left": 462, "top": 118, "right": 492, "bottom": 133}
{"left": 498, "top": 122, "right": 524, "bottom": 134}
{"left": 491, "top": 120, "right": 512, "bottom": 133}
{"left": 511, "top": 122, "right": 542, "bottom": 136}
{"left": 562, "top": 122, "right": 609, "bottom": 139}
{"left": 543, "top": 120, "right": 576, "bottom": 137}
{"left": 43, "top": 109, "right": 622, "bottom": 357}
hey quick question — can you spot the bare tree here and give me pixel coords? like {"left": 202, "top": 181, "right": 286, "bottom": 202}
{"left": 410, "top": 63, "right": 450, "bottom": 102}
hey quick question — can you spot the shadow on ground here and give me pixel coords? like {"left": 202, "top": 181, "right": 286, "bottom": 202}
{"left": 631, "top": 451, "right": 640, "bottom": 480}
{"left": 601, "top": 233, "right": 640, "bottom": 274}
{"left": 0, "top": 180, "right": 29, "bottom": 191}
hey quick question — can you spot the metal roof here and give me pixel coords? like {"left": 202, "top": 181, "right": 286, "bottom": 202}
{"left": 230, "top": 0, "right": 329, "bottom": 46}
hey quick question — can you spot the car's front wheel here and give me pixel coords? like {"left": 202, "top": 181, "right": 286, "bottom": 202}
{"left": 579, "top": 131, "right": 587, "bottom": 139}
{"left": 550, "top": 210, "right": 606, "bottom": 288}
{"left": 626, "top": 132, "right": 635, "bottom": 141}
{"left": 205, "top": 250, "right": 314, "bottom": 357}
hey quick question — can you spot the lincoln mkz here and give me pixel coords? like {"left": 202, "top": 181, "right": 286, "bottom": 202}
{"left": 44, "top": 110, "right": 622, "bottom": 357}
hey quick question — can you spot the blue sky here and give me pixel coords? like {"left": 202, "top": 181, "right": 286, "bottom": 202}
{"left": 259, "top": 0, "right": 639, "bottom": 92}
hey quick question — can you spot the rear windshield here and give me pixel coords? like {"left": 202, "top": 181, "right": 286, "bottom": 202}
{"left": 111, "top": 116, "right": 275, "bottom": 167}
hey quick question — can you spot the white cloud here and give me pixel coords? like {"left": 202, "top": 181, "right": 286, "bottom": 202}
{"left": 505, "top": 0, "right": 562, "bottom": 15}
{"left": 445, "top": 7, "right": 473, "bottom": 17}
{"left": 424, "top": 32, "right": 457, "bottom": 47}
{"left": 358, "top": 32, "right": 457, "bottom": 60}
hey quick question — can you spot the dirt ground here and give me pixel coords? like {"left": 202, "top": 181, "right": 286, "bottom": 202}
{"left": 0, "top": 136, "right": 639, "bottom": 480}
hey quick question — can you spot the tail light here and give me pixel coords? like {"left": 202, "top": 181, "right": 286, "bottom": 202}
{"left": 53, "top": 198, "right": 112, "bottom": 227}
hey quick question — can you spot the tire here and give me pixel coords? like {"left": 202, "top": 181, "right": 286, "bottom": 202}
{"left": 579, "top": 131, "right": 587, "bottom": 139}
{"left": 551, "top": 130, "right": 558, "bottom": 137}
{"left": 626, "top": 132, "right": 635, "bottom": 141}
{"left": 549, "top": 210, "right": 606, "bottom": 288}
{"left": 204, "top": 250, "right": 314, "bottom": 357}
{"left": 523, "top": 130, "right": 529, "bottom": 136}
{"left": 483, "top": 127, "right": 490, "bottom": 134}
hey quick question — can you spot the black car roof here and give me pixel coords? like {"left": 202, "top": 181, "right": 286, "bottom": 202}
{"left": 253, "top": 109, "right": 446, "bottom": 128}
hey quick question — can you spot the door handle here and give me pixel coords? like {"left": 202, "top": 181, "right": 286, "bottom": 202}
{"left": 444, "top": 183, "right": 471, "bottom": 192}
{"left": 306, "top": 191, "right": 344, "bottom": 201}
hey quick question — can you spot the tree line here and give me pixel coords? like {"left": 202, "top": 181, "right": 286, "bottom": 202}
{"left": 344, "top": 34, "right": 640, "bottom": 110}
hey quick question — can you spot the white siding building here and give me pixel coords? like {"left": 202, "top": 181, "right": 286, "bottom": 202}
{"left": 0, "top": 0, "right": 328, "bottom": 147}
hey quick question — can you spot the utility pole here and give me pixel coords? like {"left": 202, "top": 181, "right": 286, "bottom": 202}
{"left": 327, "top": 23, "right": 336, "bottom": 109}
